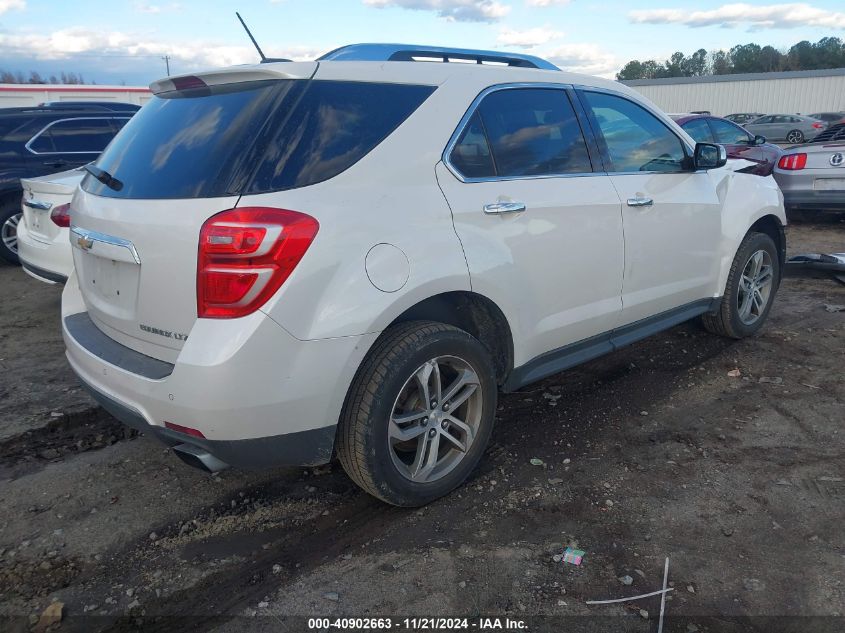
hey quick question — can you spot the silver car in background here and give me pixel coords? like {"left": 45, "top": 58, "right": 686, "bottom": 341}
{"left": 773, "top": 123, "right": 845, "bottom": 213}
{"left": 745, "top": 114, "right": 827, "bottom": 144}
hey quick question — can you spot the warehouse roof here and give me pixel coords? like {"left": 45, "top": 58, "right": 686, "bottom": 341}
{"left": 622, "top": 67, "right": 845, "bottom": 87}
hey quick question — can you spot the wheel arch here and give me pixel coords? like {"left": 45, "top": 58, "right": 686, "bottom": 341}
{"left": 384, "top": 291, "right": 514, "bottom": 386}
{"left": 748, "top": 213, "right": 786, "bottom": 281}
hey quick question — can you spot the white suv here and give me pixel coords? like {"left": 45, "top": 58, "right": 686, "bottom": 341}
{"left": 62, "top": 45, "right": 786, "bottom": 506}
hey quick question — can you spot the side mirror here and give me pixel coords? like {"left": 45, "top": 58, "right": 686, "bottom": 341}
{"left": 753, "top": 135, "right": 766, "bottom": 146}
{"left": 694, "top": 142, "right": 727, "bottom": 170}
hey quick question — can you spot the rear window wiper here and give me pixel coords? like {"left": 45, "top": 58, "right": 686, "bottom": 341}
{"left": 84, "top": 164, "right": 123, "bottom": 192}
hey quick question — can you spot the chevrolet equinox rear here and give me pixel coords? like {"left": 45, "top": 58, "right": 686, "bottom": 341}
{"left": 63, "top": 45, "right": 786, "bottom": 506}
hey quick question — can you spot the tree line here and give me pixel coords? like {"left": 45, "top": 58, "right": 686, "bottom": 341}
{"left": 617, "top": 37, "right": 845, "bottom": 81}
{"left": 0, "top": 71, "right": 89, "bottom": 85}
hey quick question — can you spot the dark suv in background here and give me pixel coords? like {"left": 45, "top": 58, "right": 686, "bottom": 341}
{"left": 0, "top": 103, "right": 139, "bottom": 263}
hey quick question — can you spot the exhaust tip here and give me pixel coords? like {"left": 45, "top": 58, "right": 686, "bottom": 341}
{"left": 172, "top": 443, "right": 229, "bottom": 474}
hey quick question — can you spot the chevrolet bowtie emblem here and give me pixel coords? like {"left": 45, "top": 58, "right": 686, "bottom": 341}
{"left": 77, "top": 236, "right": 94, "bottom": 251}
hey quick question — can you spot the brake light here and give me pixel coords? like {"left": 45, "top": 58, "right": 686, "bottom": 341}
{"left": 172, "top": 75, "right": 207, "bottom": 91}
{"left": 197, "top": 207, "right": 319, "bottom": 319}
{"left": 50, "top": 203, "right": 71, "bottom": 227}
{"left": 812, "top": 122, "right": 824, "bottom": 129}
{"left": 778, "top": 153, "right": 807, "bottom": 170}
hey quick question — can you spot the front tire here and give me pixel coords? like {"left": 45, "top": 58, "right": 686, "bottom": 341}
{"left": 336, "top": 321, "right": 497, "bottom": 507}
{"left": 703, "top": 232, "right": 780, "bottom": 339}
{"left": 0, "top": 197, "right": 22, "bottom": 265}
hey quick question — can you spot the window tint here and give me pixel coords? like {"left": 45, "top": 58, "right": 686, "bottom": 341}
{"left": 754, "top": 116, "right": 772, "bottom": 124}
{"left": 41, "top": 119, "right": 117, "bottom": 153}
{"left": 248, "top": 81, "right": 434, "bottom": 193}
{"left": 449, "top": 112, "right": 495, "bottom": 179}
{"left": 582, "top": 91, "right": 687, "bottom": 173}
{"left": 474, "top": 88, "right": 591, "bottom": 177}
{"left": 709, "top": 118, "right": 751, "bottom": 145}
{"left": 681, "top": 118, "right": 714, "bottom": 143}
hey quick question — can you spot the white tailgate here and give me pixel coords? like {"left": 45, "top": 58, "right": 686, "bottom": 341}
{"left": 70, "top": 188, "right": 240, "bottom": 362}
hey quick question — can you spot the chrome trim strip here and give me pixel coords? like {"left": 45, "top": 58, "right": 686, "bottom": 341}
{"left": 70, "top": 225, "right": 141, "bottom": 265}
{"left": 23, "top": 199, "right": 52, "bottom": 210}
{"left": 25, "top": 117, "right": 130, "bottom": 156}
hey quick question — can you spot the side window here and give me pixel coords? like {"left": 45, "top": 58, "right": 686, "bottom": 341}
{"left": 110, "top": 117, "right": 130, "bottom": 134}
{"left": 28, "top": 124, "right": 57, "bottom": 153}
{"left": 41, "top": 119, "right": 117, "bottom": 153}
{"left": 450, "top": 112, "right": 495, "bottom": 179}
{"left": 582, "top": 91, "right": 687, "bottom": 173}
{"left": 709, "top": 118, "right": 752, "bottom": 145}
{"left": 681, "top": 118, "right": 714, "bottom": 143}
{"left": 755, "top": 116, "right": 772, "bottom": 124}
{"left": 475, "top": 88, "right": 592, "bottom": 177}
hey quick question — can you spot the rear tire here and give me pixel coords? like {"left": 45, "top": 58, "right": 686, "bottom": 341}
{"left": 702, "top": 232, "right": 780, "bottom": 339}
{"left": 336, "top": 321, "right": 497, "bottom": 507}
{"left": 0, "top": 196, "right": 22, "bottom": 265}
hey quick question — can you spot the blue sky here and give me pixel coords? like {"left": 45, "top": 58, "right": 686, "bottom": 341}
{"left": 0, "top": 1, "right": 844, "bottom": 85}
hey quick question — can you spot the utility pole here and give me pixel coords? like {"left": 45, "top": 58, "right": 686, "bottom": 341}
{"left": 162, "top": 55, "right": 171, "bottom": 76}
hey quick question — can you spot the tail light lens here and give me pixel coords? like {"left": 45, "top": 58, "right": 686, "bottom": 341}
{"left": 197, "top": 207, "right": 319, "bottom": 319}
{"left": 812, "top": 122, "right": 824, "bottom": 129}
{"left": 778, "top": 153, "right": 807, "bottom": 170}
{"left": 50, "top": 203, "right": 71, "bottom": 227}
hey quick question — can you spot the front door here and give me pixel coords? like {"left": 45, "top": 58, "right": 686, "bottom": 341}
{"left": 436, "top": 86, "right": 624, "bottom": 366}
{"left": 578, "top": 89, "right": 723, "bottom": 327}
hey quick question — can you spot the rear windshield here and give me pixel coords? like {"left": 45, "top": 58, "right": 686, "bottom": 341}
{"left": 82, "top": 79, "right": 435, "bottom": 199}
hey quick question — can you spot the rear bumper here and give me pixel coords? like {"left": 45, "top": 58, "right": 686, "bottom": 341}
{"left": 781, "top": 189, "right": 845, "bottom": 210}
{"left": 17, "top": 221, "right": 73, "bottom": 283}
{"left": 61, "top": 277, "right": 378, "bottom": 470}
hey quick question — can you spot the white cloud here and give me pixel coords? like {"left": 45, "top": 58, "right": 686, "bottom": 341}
{"left": 496, "top": 25, "right": 562, "bottom": 48}
{"left": 0, "top": 27, "right": 326, "bottom": 72}
{"left": 363, "top": 0, "right": 510, "bottom": 23}
{"left": 630, "top": 3, "right": 845, "bottom": 30}
{"left": 134, "top": 3, "right": 182, "bottom": 14}
{"left": 525, "top": 0, "right": 571, "bottom": 6}
{"left": 540, "top": 43, "right": 620, "bottom": 78}
{"left": 0, "top": 0, "right": 25, "bottom": 15}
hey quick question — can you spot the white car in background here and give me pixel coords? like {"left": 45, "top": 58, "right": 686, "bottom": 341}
{"left": 62, "top": 44, "right": 787, "bottom": 507}
{"left": 18, "top": 167, "right": 84, "bottom": 284}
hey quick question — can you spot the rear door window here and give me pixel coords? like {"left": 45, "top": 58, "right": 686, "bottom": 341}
{"left": 476, "top": 88, "right": 592, "bottom": 177}
{"left": 681, "top": 118, "right": 714, "bottom": 143}
{"left": 37, "top": 118, "right": 118, "bottom": 154}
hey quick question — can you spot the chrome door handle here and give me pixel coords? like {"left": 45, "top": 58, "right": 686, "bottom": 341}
{"left": 627, "top": 197, "right": 654, "bottom": 208}
{"left": 483, "top": 201, "right": 526, "bottom": 215}
{"left": 24, "top": 199, "right": 52, "bottom": 210}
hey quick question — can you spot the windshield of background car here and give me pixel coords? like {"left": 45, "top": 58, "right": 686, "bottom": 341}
{"left": 83, "top": 79, "right": 435, "bottom": 199}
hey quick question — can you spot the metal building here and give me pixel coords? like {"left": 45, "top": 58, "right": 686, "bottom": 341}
{"left": 0, "top": 84, "right": 151, "bottom": 108}
{"left": 622, "top": 68, "right": 845, "bottom": 116}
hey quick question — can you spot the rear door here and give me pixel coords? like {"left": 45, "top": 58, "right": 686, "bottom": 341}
{"left": 577, "top": 89, "right": 722, "bottom": 326}
{"left": 436, "top": 85, "right": 624, "bottom": 364}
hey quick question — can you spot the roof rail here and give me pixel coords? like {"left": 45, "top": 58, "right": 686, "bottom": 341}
{"left": 317, "top": 44, "right": 559, "bottom": 71}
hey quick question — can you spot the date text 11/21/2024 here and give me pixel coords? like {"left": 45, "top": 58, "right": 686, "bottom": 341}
{"left": 306, "top": 617, "right": 528, "bottom": 630}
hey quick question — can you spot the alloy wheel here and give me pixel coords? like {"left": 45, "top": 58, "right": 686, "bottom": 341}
{"left": 1, "top": 211, "right": 20, "bottom": 255}
{"left": 737, "top": 249, "right": 774, "bottom": 325}
{"left": 786, "top": 130, "right": 803, "bottom": 144}
{"left": 388, "top": 355, "right": 483, "bottom": 484}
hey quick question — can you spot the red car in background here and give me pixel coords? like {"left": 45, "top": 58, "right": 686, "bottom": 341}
{"left": 670, "top": 114, "right": 782, "bottom": 176}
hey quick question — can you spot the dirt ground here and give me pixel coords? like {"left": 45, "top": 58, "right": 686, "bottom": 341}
{"left": 0, "top": 220, "right": 843, "bottom": 633}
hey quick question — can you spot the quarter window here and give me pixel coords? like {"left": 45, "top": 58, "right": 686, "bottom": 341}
{"left": 475, "top": 88, "right": 592, "bottom": 177}
{"left": 450, "top": 112, "right": 495, "bottom": 179}
{"left": 582, "top": 91, "right": 687, "bottom": 173}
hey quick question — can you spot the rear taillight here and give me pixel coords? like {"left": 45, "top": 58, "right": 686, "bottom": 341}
{"left": 778, "top": 153, "right": 807, "bottom": 170}
{"left": 50, "top": 203, "right": 71, "bottom": 227}
{"left": 812, "top": 122, "right": 824, "bottom": 129}
{"left": 197, "top": 207, "right": 319, "bottom": 319}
